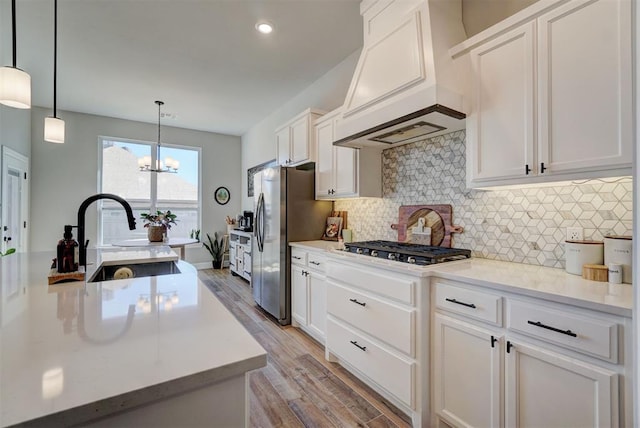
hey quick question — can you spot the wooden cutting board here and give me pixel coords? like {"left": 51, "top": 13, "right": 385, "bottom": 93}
{"left": 391, "top": 204, "right": 463, "bottom": 248}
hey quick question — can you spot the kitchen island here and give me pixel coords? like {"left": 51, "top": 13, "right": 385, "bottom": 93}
{"left": 0, "top": 248, "right": 266, "bottom": 427}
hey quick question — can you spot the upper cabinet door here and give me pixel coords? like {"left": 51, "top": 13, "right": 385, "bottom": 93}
{"left": 334, "top": 145, "right": 358, "bottom": 196}
{"left": 315, "top": 117, "right": 335, "bottom": 198}
{"left": 537, "top": 0, "right": 632, "bottom": 174}
{"left": 276, "top": 127, "right": 291, "bottom": 166}
{"left": 290, "top": 115, "right": 310, "bottom": 164}
{"left": 467, "top": 21, "right": 536, "bottom": 185}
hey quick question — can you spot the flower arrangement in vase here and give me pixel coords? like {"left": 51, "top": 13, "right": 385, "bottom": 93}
{"left": 141, "top": 210, "right": 178, "bottom": 242}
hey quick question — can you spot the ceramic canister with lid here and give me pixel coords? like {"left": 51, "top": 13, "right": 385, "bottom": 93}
{"left": 604, "top": 236, "right": 632, "bottom": 284}
{"left": 565, "top": 240, "right": 604, "bottom": 276}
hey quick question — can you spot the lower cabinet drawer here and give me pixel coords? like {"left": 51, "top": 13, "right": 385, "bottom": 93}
{"left": 433, "top": 279, "right": 502, "bottom": 326}
{"left": 291, "top": 248, "right": 307, "bottom": 265}
{"left": 328, "top": 282, "right": 415, "bottom": 356}
{"left": 327, "top": 317, "right": 415, "bottom": 408}
{"left": 507, "top": 299, "right": 618, "bottom": 363}
{"left": 307, "top": 253, "right": 327, "bottom": 272}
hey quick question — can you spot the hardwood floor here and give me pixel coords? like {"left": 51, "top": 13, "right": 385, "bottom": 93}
{"left": 198, "top": 269, "right": 412, "bottom": 428}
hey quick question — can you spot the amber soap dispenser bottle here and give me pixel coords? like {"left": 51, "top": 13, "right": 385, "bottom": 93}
{"left": 57, "top": 225, "right": 79, "bottom": 273}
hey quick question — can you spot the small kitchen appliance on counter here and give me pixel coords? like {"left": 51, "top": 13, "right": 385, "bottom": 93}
{"left": 343, "top": 240, "right": 471, "bottom": 266}
{"left": 236, "top": 211, "right": 254, "bottom": 232}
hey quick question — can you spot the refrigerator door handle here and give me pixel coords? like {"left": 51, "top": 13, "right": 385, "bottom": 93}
{"left": 256, "top": 193, "right": 265, "bottom": 252}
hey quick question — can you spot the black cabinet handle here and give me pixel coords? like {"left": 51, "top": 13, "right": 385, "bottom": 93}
{"left": 507, "top": 341, "right": 513, "bottom": 353}
{"left": 445, "top": 298, "right": 476, "bottom": 309}
{"left": 349, "top": 298, "right": 366, "bottom": 307}
{"left": 309, "top": 261, "right": 320, "bottom": 266}
{"left": 301, "top": 270, "right": 309, "bottom": 277}
{"left": 527, "top": 320, "right": 577, "bottom": 337}
{"left": 540, "top": 162, "right": 547, "bottom": 173}
{"left": 350, "top": 340, "right": 367, "bottom": 351}
{"left": 292, "top": 256, "right": 302, "bottom": 260}
{"left": 525, "top": 164, "right": 531, "bottom": 175}
{"left": 491, "top": 336, "right": 498, "bottom": 348}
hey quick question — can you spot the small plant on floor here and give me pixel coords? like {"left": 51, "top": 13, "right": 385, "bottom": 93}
{"left": 203, "top": 232, "right": 225, "bottom": 269}
{"left": 0, "top": 248, "right": 16, "bottom": 257}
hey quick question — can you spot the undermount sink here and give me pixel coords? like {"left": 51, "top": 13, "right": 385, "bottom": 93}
{"left": 88, "top": 261, "right": 181, "bottom": 282}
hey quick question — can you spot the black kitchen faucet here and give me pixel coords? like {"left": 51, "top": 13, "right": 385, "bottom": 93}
{"left": 72, "top": 193, "right": 137, "bottom": 267}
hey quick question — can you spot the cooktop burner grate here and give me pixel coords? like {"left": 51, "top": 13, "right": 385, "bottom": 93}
{"left": 343, "top": 240, "right": 471, "bottom": 265}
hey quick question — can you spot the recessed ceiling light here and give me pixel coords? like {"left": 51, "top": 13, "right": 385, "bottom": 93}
{"left": 256, "top": 22, "right": 273, "bottom": 34}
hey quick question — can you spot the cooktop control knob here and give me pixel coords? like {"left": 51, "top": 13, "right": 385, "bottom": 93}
{"left": 407, "top": 257, "right": 416, "bottom": 264}
{"left": 388, "top": 253, "right": 396, "bottom": 260}
{"left": 370, "top": 250, "right": 378, "bottom": 257}
{"left": 356, "top": 248, "right": 363, "bottom": 254}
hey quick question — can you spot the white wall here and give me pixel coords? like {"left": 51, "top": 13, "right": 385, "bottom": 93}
{"left": 461, "top": 0, "right": 538, "bottom": 37}
{"left": 240, "top": 49, "right": 360, "bottom": 211}
{"left": 29, "top": 107, "right": 241, "bottom": 265}
{"left": 0, "top": 0, "right": 31, "bottom": 158}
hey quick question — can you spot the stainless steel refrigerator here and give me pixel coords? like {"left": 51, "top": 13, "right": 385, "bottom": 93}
{"left": 252, "top": 164, "right": 332, "bottom": 325}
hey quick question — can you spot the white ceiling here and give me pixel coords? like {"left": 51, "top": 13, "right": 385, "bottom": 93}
{"left": 2, "top": 0, "right": 363, "bottom": 136}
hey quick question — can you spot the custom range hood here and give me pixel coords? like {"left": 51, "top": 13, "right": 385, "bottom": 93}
{"left": 334, "top": 0, "right": 467, "bottom": 149}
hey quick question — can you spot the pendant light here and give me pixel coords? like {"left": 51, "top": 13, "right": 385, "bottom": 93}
{"left": 138, "top": 101, "right": 179, "bottom": 173}
{"left": 44, "top": 0, "right": 64, "bottom": 143}
{"left": 0, "top": 0, "right": 31, "bottom": 109}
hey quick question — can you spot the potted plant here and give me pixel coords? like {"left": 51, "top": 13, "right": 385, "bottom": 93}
{"left": 203, "top": 232, "right": 225, "bottom": 269}
{"left": 141, "top": 210, "right": 178, "bottom": 242}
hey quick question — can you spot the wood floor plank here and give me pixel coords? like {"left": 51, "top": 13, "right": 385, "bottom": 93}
{"left": 199, "top": 269, "right": 412, "bottom": 428}
{"left": 249, "top": 371, "right": 303, "bottom": 428}
{"left": 288, "top": 395, "right": 337, "bottom": 428}
{"left": 291, "top": 369, "right": 369, "bottom": 428}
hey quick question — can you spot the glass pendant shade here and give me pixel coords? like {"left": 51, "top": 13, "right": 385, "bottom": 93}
{"left": 0, "top": 66, "right": 31, "bottom": 109}
{"left": 44, "top": 117, "right": 65, "bottom": 144}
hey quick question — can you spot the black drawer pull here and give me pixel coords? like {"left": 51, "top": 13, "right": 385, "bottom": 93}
{"left": 445, "top": 298, "right": 476, "bottom": 309}
{"left": 292, "top": 256, "right": 302, "bottom": 260}
{"left": 350, "top": 340, "right": 367, "bottom": 351}
{"left": 309, "top": 261, "right": 321, "bottom": 265}
{"left": 349, "top": 298, "right": 366, "bottom": 307}
{"left": 527, "top": 320, "right": 577, "bottom": 337}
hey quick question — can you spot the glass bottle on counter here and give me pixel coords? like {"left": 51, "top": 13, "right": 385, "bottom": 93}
{"left": 57, "top": 225, "right": 79, "bottom": 273}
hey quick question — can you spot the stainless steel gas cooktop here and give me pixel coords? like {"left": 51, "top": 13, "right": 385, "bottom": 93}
{"left": 343, "top": 240, "right": 471, "bottom": 266}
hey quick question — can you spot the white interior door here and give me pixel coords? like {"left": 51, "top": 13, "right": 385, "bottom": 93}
{"left": 1, "top": 147, "right": 29, "bottom": 253}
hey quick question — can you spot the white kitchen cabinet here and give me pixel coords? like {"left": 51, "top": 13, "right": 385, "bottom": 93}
{"left": 467, "top": 22, "right": 535, "bottom": 183}
{"left": 229, "top": 230, "right": 251, "bottom": 283}
{"left": 290, "top": 247, "right": 328, "bottom": 344}
{"left": 463, "top": 0, "right": 632, "bottom": 188}
{"left": 276, "top": 108, "right": 324, "bottom": 167}
{"left": 431, "top": 278, "right": 626, "bottom": 428}
{"left": 433, "top": 314, "right": 502, "bottom": 428}
{"left": 505, "top": 340, "right": 618, "bottom": 428}
{"left": 314, "top": 108, "right": 382, "bottom": 199}
{"left": 325, "top": 259, "right": 427, "bottom": 427}
{"left": 291, "top": 264, "right": 308, "bottom": 326}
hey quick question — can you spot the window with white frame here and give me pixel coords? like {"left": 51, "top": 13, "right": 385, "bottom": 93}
{"left": 98, "top": 137, "right": 200, "bottom": 246}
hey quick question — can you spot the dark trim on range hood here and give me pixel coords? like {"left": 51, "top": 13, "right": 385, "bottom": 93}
{"left": 333, "top": 104, "right": 466, "bottom": 147}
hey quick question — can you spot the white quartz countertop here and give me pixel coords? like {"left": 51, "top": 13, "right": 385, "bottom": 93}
{"left": 0, "top": 249, "right": 266, "bottom": 427}
{"left": 290, "top": 240, "right": 342, "bottom": 252}
{"left": 290, "top": 241, "right": 633, "bottom": 317}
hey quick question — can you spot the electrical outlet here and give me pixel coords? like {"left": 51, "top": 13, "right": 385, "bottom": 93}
{"left": 566, "top": 227, "right": 583, "bottom": 241}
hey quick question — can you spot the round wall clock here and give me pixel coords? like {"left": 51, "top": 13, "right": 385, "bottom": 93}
{"left": 214, "top": 186, "right": 230, "bottom": 205}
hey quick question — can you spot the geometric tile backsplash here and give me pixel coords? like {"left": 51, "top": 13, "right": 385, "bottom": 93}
{"left": 334, "top": 130, "right": 633, "bottom": 268}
